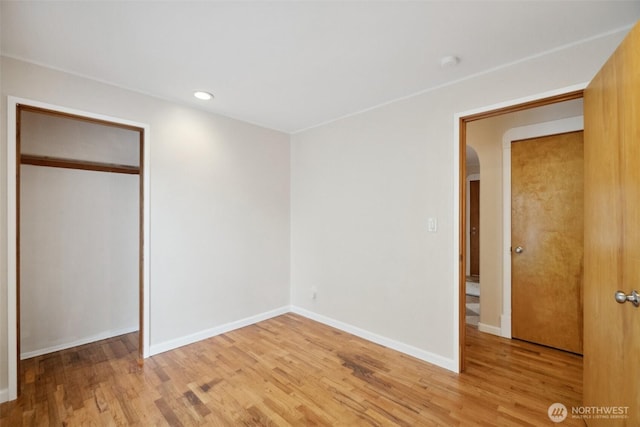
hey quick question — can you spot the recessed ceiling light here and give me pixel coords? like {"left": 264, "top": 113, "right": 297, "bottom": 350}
{"left": 194, "top": 91, "right": 214, "bottom": 100}
{"left": 440, "top": 55, "right": 460, "bottom": 68}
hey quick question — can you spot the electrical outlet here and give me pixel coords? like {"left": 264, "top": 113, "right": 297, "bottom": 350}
{"left": 311, "top": 286, "right": 317, "bottom": 300}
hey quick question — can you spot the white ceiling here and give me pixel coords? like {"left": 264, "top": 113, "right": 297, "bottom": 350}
{"left": 2, "top": 1, "right": 639, "bottom": 133}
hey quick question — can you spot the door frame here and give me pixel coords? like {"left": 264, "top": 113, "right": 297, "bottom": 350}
{"left": 6, "top": 96, "right": 151, "bottom": 401}
{"left": 454, "top": 83, "right": 586, "bottom": 371}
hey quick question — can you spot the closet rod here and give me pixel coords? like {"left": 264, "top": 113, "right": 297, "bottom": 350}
{"left": 21, "top": 154, "right": 140, "bottom": 175}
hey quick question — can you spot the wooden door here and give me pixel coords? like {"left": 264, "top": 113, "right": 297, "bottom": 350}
{"left": 511, "top": 131, "right": 584, "bottom": 354}
{"left": 583, "top": 22, "right": 640, "bottom": 426}
{"left": 469, "top": 180, "right": 480, "bottom": 277}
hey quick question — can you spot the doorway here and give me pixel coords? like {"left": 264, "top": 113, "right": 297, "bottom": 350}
{"left": 457, "top": 87, "right": 584, "bottom": 371}
{"left": 469, "top": 179, "right": 480, "bottom": 278}
{"left": 465, "top": 146, "right": 480, "bottom": 327}
{"left": 6, "top": 97, "right": 151, "bottom": 400}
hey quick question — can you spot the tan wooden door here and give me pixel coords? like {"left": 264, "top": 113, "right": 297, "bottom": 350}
{"left": 583, "top": 21, "right": 640, "bottom": 426}
{"left": 469, "top": 180, "right": 480, "bottom": 277}
{"left": 511, "top": 131, "right": 584, "bottom": 354}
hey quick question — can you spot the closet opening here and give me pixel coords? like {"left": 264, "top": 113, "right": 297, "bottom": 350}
{"left": 14, "top": 104, "right": 146, "bottom": 397}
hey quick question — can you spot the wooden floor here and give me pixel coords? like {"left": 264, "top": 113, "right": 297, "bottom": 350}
{"left": 0, "top": 313, "right": 583, "bottom": 426}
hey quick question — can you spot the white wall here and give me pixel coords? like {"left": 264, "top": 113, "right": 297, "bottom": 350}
{"left": 290, "top": 29, "right": 626, "bottom": 367}
{"left": 1, "top": 56, "right": 291, "bottom": 394}
{"left": 19, "top": 111, "right": 140, "bottom": 358}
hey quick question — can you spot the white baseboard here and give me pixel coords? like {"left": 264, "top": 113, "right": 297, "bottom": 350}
{"left": 6, "top": 306, "right": 459, "bottom": 405}
{"left": 20, "top": 325, "right": 139, "bottom": 360}
{"left": 291, "top": 306, "right": 457, "bottom": 372}
{"left": 500, "top": 314, "right": 512, "bottom": 338}
{"left": 149, "top": 306, "right": 290, "bottom": 356}
{"left": 478, "top": 322, "right": 502, "bottom": 337}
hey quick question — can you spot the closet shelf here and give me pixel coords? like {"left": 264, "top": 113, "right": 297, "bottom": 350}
{"left": 20, "top": 154, "right": 140, "bottom": 175}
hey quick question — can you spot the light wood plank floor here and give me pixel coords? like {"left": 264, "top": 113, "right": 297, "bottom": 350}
{"left": 0, "top": 313, "right": 583, "bottom": 426}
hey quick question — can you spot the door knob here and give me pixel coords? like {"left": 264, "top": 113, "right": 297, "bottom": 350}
{"left": 514, "top": 246, "right": 524, "bottom": 254}
{"left": 614, "top": 290, "right": 640, "bottom": 307}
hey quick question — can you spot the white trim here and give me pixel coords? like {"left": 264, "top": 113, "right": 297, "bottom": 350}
{"left": 291, "top": 306, "right": 457, "bottom": 372}
{"left": 502, "top": 139, "right": 512, "bottom": 339}
{"left": 501, "top": 115, "right": 584, "bottom": 339}
{"left": 478, "top": 322, "right": 502, "bottom": 336}
{"left": 453, "top": 114, "right": 461, "bottom": 372}
{"left": 6, "top": 96, "right": 152, "bottom": 402}
{"left": 149, "top": 306, "right": 290, "bottom": 356}
{"left": 142, "top": 125, "right": 151, "bottom": 360}
{"left": 7, "top": 100, "right": 17, "bottom": 401}
{"left": 20, "top": 326, "right": 139, "bottom": 360}
{"left": 500, "top": 314, "right": 512, "bottom": 337}
{"left": 453, "top": 82, "right": 588, "bottom": 367}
